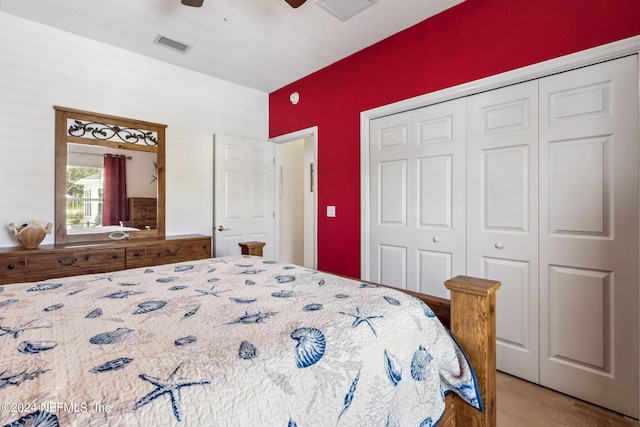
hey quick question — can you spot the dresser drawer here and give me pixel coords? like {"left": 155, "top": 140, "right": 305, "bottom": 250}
{"left": 181, "top": 238, "right": 211, "bottom": 261}
{"left": 104, "top": 248, "right": 126, "bottom": 270}
{"left": 143, "top": 241, "right": 187, "bottom": 266}
{"left": 130, "top": 209, "right": 155, "bottom": 220}
{"left": 0, "top": 255, "right": 27, "bottom": 284}
{"left": 126, "top": 246, "right": 148, "bottom": 268}
{"left": 27, "top": 248, "right": 124, "bottom": 281}
{"left": 140, "top": 239, "right": 210, "bottom": 266}
{"left": 129, "top": 198, "right": 157, "bottom": 207}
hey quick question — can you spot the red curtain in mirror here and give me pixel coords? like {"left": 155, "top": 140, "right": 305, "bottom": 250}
{"left": 102, "top": 154, "right": 127, "bottom": 226}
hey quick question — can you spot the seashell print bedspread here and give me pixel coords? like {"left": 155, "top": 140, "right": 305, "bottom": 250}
{"left": 0, "top": 256, "right": 482, "bottom": 426}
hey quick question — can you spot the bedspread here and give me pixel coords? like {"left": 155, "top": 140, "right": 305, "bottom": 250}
{"left": 0, "top": 256, "right": 481, "bottom": 426}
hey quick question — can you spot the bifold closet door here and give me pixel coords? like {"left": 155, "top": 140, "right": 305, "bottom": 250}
{"left": 466, "top": 80, "right": 540, "bottom": 383}
{"left": 538, "top": 55, "right": 639, "bottom": 418}
{"left": 369, "top": 98, "right": 466, "bottom": 298}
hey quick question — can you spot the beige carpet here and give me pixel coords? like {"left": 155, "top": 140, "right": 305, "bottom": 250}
{"left": 497, "top": 371, "right": 638, "bottom": 426}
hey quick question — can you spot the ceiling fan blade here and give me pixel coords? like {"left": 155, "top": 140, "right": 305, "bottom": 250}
{"left": 181, "top": 0, "right": 204, "bottom": 7}
{"left": 284, "top": 0, "right": 307, "bottom": 8}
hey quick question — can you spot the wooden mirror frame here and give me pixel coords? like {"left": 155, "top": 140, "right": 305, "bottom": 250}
{"left": 54, "top": 106, "right": 166, "bottom": 244}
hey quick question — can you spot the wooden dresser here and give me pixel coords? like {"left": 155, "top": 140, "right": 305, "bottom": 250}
{"left": 128, "top": 197, "right": 157, "bottom": 229}
{"left": 0, "top": 234, "right": 211, "bottom": 285}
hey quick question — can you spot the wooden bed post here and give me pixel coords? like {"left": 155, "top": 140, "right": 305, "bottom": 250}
{"left": 445, "top": 275, "right": 501, "bottom": 427}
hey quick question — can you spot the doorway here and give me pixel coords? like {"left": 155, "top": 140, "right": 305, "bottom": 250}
{"left": 270, "top": 127, "right": 318, "bottom": 268}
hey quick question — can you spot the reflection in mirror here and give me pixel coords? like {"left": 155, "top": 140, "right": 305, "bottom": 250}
{"left": 55, "top": 106, "right": 166, "bottom": 244}
{"left": 65, "top": 143, "right": 157, "bottom": 235}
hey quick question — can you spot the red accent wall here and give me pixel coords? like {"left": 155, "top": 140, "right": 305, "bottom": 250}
{"left": 269, "top": 0, "right": 640, "bottom": 278}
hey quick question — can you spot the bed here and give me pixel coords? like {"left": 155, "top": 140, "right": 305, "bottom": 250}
{"left": 0, "top": 255, "right": 499, "bottom": 426}
{"left": 66, "top": 225, "right": 142, "bottom": 235}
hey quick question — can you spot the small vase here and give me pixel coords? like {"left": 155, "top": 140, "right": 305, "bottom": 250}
{"left": 8, "top": 221, "right": 52, "bottom": 249}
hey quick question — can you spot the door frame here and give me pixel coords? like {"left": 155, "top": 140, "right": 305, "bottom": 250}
{"left": 360, "top": 35, "right": 640, "bottom": 280}
{"left": 270, "top": 126, "right": 319, "bottom": 268}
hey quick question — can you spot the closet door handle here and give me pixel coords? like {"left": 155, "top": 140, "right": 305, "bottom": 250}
{"left": 495, "top": 242, "right": 504, "bottom": 250}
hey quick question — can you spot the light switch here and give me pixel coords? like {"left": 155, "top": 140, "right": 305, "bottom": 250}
{"left": 327, "top": 206, "right": 336, "bottom": 217}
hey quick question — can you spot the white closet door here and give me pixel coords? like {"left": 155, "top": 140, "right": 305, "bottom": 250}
{"left": 370, "top": 111, "right": 413, "bottom": 290}
{"left": 539, "top": 55, "right": 639, "bottom": 418}
{"left": 466, "top": 80, "right": 540, "bottom": 382}
{"left": 369, "top": 98, "right": 466, "bottom": 298}
{"left": 412, "top": 99, "right": 466, "bottom": 298}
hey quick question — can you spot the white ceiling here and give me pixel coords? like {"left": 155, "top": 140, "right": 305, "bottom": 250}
{"left": 0, "top": 0, "right": 463, "bottom": 93}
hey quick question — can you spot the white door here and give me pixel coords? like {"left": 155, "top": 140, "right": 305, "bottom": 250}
{"left": 538, "top": 56, "right": 639, "bottom": 417}
{"left": 369, "top": 111, "right": 412, "bottom": 290}
{"left": 213, "top": 134, "right": 275, "bottom": 258}
{"left": 369, "top": 98, "right": 466, "bottom": 298}
{"left": 466, "top": 80, "right": 540, "bottom": 383}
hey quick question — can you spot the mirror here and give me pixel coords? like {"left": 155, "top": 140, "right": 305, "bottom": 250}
{"left": 55, "top": 106, "right": 166, "bottom": 244}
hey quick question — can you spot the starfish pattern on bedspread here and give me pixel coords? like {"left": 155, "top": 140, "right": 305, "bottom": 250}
{"left": 0, "top": 320, "right": 51, "bottom": 339}
{"left": 339, "top": 307, "right": 383, "bottom": 336}
{"left": 134, "top": 363, "right": 210, "bottom": 421}
{"left": 195, "top": 285, "right": 228, "bottom": 297}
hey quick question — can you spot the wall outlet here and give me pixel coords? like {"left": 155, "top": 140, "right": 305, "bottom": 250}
{"left": 327, "top": 205, "right": 336, "bottom": 217}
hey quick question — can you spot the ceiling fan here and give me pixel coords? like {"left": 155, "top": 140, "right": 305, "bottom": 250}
{"left": 181, "top": 0, "right": 307, "bottom": 8}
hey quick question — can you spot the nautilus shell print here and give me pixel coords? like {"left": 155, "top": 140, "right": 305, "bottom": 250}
{"left": 291, "top": 327, "right": 326, "bottom": 368}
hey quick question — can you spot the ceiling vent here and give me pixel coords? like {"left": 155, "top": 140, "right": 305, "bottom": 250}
{"left": 316, "top": 0, "right": 377, "bottom": 21}
{"left": 154, "top": 35, "right": 192, "bottom": 54}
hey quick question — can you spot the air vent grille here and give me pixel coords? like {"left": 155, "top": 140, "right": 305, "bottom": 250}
{"left": 316, "top": 0, "right": 377, "bottom": 21}
{"left": 154, "top": 35, "right": 192, "bottom": 54}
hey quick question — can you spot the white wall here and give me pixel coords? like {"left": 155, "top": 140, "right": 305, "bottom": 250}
{"left": 0, "top": 12, "right": 268, "bottom": 247}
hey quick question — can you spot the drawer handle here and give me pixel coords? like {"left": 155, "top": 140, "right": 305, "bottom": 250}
{"left": 58, "top": 258, "right": 78, "bottom": 266}
{"left": 166, "top": 248, "right": 180, "bottom": 255}
{"left": 7, "top": 264, "right": 15, "bottom": 270}
{"left": 112, "top": 254, "right": 119, "bottom": 259}
{"left": 133, "top": 252, "right": 140, "bottom": 257}
{"left": 495, "top": 242, "right": 504, "bottom": 250}
{"left": 202, "top": 245, "right": 208, "bottom": 250}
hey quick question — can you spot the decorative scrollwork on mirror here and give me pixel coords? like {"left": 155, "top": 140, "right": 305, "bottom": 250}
{"left": 54, "top": 106, "right": 166, "bottom": 244}
{"left": 68, "top": 120, "right": 159, "bottom": 146}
